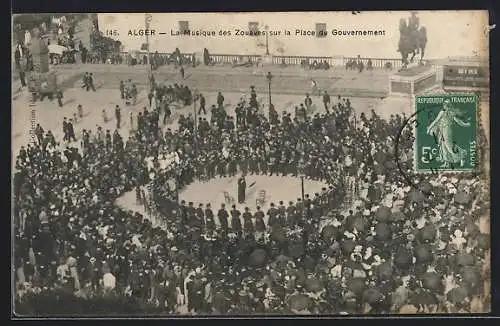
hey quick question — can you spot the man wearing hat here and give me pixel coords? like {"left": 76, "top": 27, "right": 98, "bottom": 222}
{"left": 235, "top": 103, "right": 245, "bottom": 127}
{"left": 249, "top": 85, "right": 258, "bottom": 106}
{"left": 267, "top": 203, "right": 278, "bottom": 228}
{"left": 408, "top": 11, "right": 420, "bottom": 33}
{"left": 322, "top": 90, "right": 331, "bottom": 113}
{"left": 217, "top": 204, "right": 229, "bottom": 232}
{"left": 114, "top": 105, "right": 121, "bottom": 129}
{"left": 230, "top": 205, "right": 242, "bottom": 236}
{"left": 254, "top": 206, "right": 266, "bottom": 233}
{"left": 197, "top": 93, "right": 206, "bottom": 115}
{"left": 205, "top": 203, "right": 215, "bottom": 232}
{"left": 237, "top": 174, "right": 247, "bottom": 203}
{"left": 304, "top": 92, "right": 313, "bottom": 111}
{"left": 242, "top": 207, "right": 254, "bottom": 237}
{"left": 217, "top": 91, "right": 225, "bottom": 109}
{"left": 179, "top": 200, "right": 188, "bottom": 224}
{"left": 194, "top": 204, "right": 205, "bottom": 230}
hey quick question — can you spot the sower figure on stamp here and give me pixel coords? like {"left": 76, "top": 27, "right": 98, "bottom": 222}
{"left": 237, "top": 174, "right": 247, "bottom": 204}
{"left": 426, "top": 99, "right": 471, "bottom": 168}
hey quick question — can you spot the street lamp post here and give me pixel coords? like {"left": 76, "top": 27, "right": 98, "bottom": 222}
{"left": 175, "top": 175, "right": 180, "bottom": 204}
{"left": 299, "top": 172, "right": 306, "bottom": 224}
{"left": 193, "top": 89, "right": 200, "bottom": 153}
{"left": 300, "top": 176, "right": 305, "bottom": 202}
{"left": 145, "top": 13, "right": 152, "bottom": 90}
{"left": 264, "top": 25, "right": 270, "bottom": 55}
{"left": 266, "top": 71, "right": 273, "bottom": 117}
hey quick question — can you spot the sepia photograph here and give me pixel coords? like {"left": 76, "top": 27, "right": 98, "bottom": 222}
{"left": 12, "top": 11, "right": 491, "bottom": 316}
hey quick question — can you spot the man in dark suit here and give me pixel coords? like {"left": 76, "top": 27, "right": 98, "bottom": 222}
{"left": 217, "top": 91, "right": 224, "bottom": 108}
{"left": 195, "top": 204, "right": 205, "bottom": 230}
{"left": 67, "top": 119, "right": 76, "bottom": 142}
{"left": 205, "top": 203, "right": 215, "bottom": 232}
{"left": 304, "top": 93, "right": 312, "bottom": 111}
{"left": 179, "top": 200, "right": 188, "bottom": 226}
{"left": 62, "top": 117, "right": 69, "bottom": 142}
{"left": 217, "top": 204, "right": 229, "bottom": 232}
{"left": 230, "top": 205, "right": 242, "bottom": 236}
{"left": 198, "top": 93, "right": 206, "bottom": 115}
{"left": 322, "top": 91, "right": 331, "bottom": 113}
{"left": 115, "top": 105, "right": 121, "bottom": 129}
{"left": 237, "top": 175, "right": 246, "bottom": 204}
{"left": 87, "top": 73, "right": 96, "bottom": 92}
{"left": 267, "top": 202, "right": 278, "bottom": 229}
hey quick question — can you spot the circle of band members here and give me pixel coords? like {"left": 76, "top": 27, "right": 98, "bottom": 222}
{"left": 14, "top": 77, "right": 490, "bottom": 315}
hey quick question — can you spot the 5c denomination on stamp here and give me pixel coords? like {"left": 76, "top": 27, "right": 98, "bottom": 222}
{"left": 415, "top": 94, "right": 478, "bottom": 173}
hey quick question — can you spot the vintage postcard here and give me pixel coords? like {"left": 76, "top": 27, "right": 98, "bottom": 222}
{"left": 12, "top": 11, "right": 490, "bottom": 317}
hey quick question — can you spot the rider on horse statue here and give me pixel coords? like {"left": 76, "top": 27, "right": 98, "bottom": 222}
{"left": 408, "top": 12, "right": 420, "bottom": 54}
{"left": 398, "top": 12, "right": 427, "bottom": 68}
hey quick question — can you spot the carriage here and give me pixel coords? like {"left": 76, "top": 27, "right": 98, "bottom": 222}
{"left": 48, "top": 44, "right": 78, "bottom": 65}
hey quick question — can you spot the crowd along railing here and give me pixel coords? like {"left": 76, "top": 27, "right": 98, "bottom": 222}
{"left": 111, "top": 51, "right": 405, "bottom": 69}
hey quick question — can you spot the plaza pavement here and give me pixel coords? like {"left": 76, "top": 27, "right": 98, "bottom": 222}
{"left": 12, "top": 61, "right": 490, "bottom": 248}
{"left": 12, "top": 87, "right": 384, "bottom": 160}
{"left": 47, "top": 63, "right": 391, "bottom": 98}
{"left": 116, "top": 175, "right": 328, "bottom": 228}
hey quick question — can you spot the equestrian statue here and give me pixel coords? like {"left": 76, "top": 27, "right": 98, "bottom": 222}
{"left": 398, "top": 12, "right": 427, "bottom": 68}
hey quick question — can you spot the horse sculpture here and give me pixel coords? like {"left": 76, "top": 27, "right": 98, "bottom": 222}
{"left": 398, "top": 17, "right": 427, "bottom": 68}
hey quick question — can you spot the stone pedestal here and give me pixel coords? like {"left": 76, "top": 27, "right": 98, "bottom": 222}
{"left": 27, "top": 37, "right": 58, "bottom": 95}
{"left": 27, "top": 71, "right": 57, "bottom": 94}
{"left": 261, "top": 54, "right": 273, "bottom": 65}
{"left": 375, "top": 65, "right": 441, "bottom": 119}
{"left": 389, "top": 65, "right": 439, "bottom": 98}
{"left": 29, "top": 38, "right": 50, "bottom": 73}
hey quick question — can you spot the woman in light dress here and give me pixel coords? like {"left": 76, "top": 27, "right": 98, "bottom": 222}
{"left": 426, "top": 99, "right": 471, "bottom": 168}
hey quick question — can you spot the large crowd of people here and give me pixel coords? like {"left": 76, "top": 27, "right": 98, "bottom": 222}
{"left": 13, "top": 75, "right": 490, "bottom": 315}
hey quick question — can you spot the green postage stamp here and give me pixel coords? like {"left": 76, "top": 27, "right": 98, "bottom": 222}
{"left": 415, "top": 94, "right": 478, "bottom": 172}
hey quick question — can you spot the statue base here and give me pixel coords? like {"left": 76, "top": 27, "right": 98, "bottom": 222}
{"left": 261, "top": 54, "right": 273, "bottom": 65}
{"left": 389, "top": 64, "right": 438, "bottom": 97}
{"left": 27, "top": 71, "right": 58, "bottom": 95}
{"left": 375, "top": 64, "right": 442, "bottom": 119}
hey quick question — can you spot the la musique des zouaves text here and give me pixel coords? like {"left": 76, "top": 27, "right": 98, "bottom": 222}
{"left": 124, "top": 28, "right": 387, "bottom": 37}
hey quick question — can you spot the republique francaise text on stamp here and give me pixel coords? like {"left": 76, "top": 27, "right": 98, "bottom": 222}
{"left": 415, "top": 94, "right": 478, "bottom": 173}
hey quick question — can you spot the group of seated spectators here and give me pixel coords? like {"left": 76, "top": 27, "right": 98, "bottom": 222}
{"left": 14, "top": 81, "right": 490, "bottom": 315}
{"left": 300, "top": 60, "right": 331, "bottom": 70}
